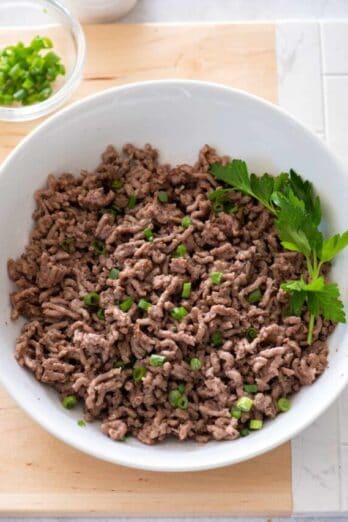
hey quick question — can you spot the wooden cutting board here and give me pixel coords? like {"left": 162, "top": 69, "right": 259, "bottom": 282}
{"left": 0, "top": 23, "right": 291, "bottom": 516}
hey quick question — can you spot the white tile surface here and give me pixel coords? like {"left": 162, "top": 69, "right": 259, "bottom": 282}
{"left": 276, "top": 22, "right": 324, "bottom": 134}
{"left": 322, "top": 21, "right": 348, "bottom": 74}
{"left": 325, "top": 76, "right": 348, "bottom": 165}
{"left": 341, "top": 445, "right": 348, "bottom": 511}
{"left": 292, "top": 403, "right": 341, "bottom": 513}
{"left": 340, "top": 388, "right": 348, "bottom": 444}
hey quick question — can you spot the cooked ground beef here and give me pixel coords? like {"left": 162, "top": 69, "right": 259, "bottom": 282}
{"left": 8, "top": 144, "right": 334, "bottom": 444}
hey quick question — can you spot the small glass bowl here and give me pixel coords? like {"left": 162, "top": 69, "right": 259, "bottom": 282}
{"left": 0, "top": 0, "right": 86, "bottom": 122}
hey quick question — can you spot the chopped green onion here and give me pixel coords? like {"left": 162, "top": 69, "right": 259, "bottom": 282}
{"left": 236, "top": 396, "right": 253, "bottom": 412}
{"left": 181, "top": 216, "right": 192, "bottom": 228}
{"left": 190, "top": 357, "right": 202, "bottom": 371}
{"left": 173, "top": 244, "right": 187, "bottom": 257}
{"left": 91, "top": 239, "right": 106, "bottom": 255}
{"left": 247, "top": 288, "right": 262, "bottom": 304}
{"left": 210, "top": 271, "right": 223, "bottom": 285}
{"left": 277, "top": 397, "right": 291, "bottom": 412}
{"left": 83, "top": 292, "right": 100, "bottom": 307}
{"left": 114, "top": 360, "right": 125, "bottom": 369}
{"left": 149, "top": 354, "right": 166, "bottom": 367}
{"left": 210, "top": 331, "right": 223, "bottom": 347}
{"left": 0, "top": 37, "right": 65, "bottom": 107}
{"left": 127, "top": 195, "right": 137, "bottom": 209}
{"left": 169, "top": 389, "right": 182, "bottom": 407}
{"left": 230, "top": 407, "right": 242, "bottom": 419}
{"left": 60, "top": 237, "right": 74, "bottom": 253}
{"left": 132, "top": 366, "right": 147, "bottom": 382}
{"left": 249, "top": 419, "right": 263, "bottom": 430}
{"left": 243, "top": 384, "right": 258, "bottom": 394}
{"left": 111, "top": 179, "right": 124, "bottom": 190}
{"left": 100, "top": 205, "right": 122, "bottom": 217}
{"left": 212, "top": 201, "right": 224, "bottom": 213}
{"left": 177, "top": 395, "right": 189, "bottom": 410}
{"left": 138, "top": 298, "right": 152, "bottom": 312}
{"left": 119, "top": 296, "right": 134, "bottom": 312}
{"left": 109, "top": 268, "right": 120, "bottom": 280}
{"left": 245, "top": 327, "right": 258, "bottom": 341}
{"left": 181, "top": 282, "right": 192, "bottom": 298}
{"left": 158, "top": 190, "right": 168, "bottom": 203}
{"left": 62, "top": 395, "right": 77, "bottom": 410}
{"left": 143, "top": 227, "right": 154, "bottom": 241}
{"left": 77, "top": 419, "right": 86, "bottom": 427}
{"left": 171, "top": 306, "right": 188, "bottom": 321}
{"left": 240, "top": 428, "right": 250, "bottom": 437}
{"left": 96, "top": 309, "right": 105, "bottom": 321}
{"left": 177, "top": 383, "right": 185, "bottom": 394}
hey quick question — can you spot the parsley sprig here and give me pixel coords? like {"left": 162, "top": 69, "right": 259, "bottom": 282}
{"left": 210, "top": 160, "right": 348, "bottom": 344}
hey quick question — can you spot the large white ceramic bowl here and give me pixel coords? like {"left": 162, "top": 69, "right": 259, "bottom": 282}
{"left": 1, "top": 80, "right": 348, "bottom": 472}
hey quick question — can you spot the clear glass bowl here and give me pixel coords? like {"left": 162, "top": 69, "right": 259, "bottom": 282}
{"left": 0, "top": 0, "right": 86, "bottom": 121}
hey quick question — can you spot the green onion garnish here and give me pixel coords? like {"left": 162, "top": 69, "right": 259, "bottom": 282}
{"left": 171, "top": 306, "right": 188, "bottom": 321}
{"left": 114, "top": 360, "right": 126, "bottom": 369}
{"left": 96, "top": 308, "right": 105, "bottom": 320}
{"left": 177, "top": 383, "right": 185, "bottom": 394}
{"left": 77, "top": 419, "right": 86, "bottom": 427}
{"left": 236, "top": 396, "right": 253, "bottom": 412}
{"left": 158, "top": 190, "right": 168, "bottom": 203}
{"left": 230, "top": 407, "right": 242, "bottom": 419}
{"left": 111, "top": 179, "right": 124, "bottom": 190}
{"left": 62, "top": 395, "right": 77, "bottom": 410}
{"left": 249, "top": 419, "right": 263, "bottom": 430}
{"left": 173, "top": 244, "right": 187, "bottom": 257}
{"left": 60, "top": 237, "right": 74, "bottom": 253}
{"left": 132, "top": 366, "right": 147, "bottom": 382}
{"left": 245, "top": 327, "right": 258, "bottom": 341}
{"left": 243, "top": 384, "right": 258, "bottom": 394}
{"left": 169, "top": 389, "right": 181, "bottom": 407}
{"left": 143, "top": 227, "right": 154, "bottom": 241}
{"left": 277, "top": 397, "right": 291, "bottom": 412}
{"left": 190, "top": 357, "right": 202, "bottom": 371}
{"left": 0, "top": 37, "right": 65, "bottom": 107}
{"left": 212, "top": 201, "right": 224, "bottom": 213}
{"left": 181, "top": 216, "right": 192, "bottom": 228}
{"left": 247, "top": 288, "right": 262, "bottom": 304}
{"left": 100, "top": 205, "right": 122, "bottom": 217}
{"left": 109, "top": 268, "right": 120, "bottom": 280}
{"left": 91, "top": 239, "right": 106, "bottom": 255}
{"left": 181, "top": 282, "right": 192, "bottom": 299}
{"left": 149, "top": 354, "right": 166, "bottom": 367}
{"left": 177, "top": 395, "right": 189, "bottom": 410}
{"left": 210, "top": 271, "right": 223, "bottom": 285}
{"left": 127, "top": 195, "right": 137, "bottom": 209}
{"left": 138, "top": 298, "right": 152, "bottom": 312}
{"left": 83, "top": 292, "right": 100, "bottom": 307}
{"left": 119, "top": 297, "right": 134, "bottom": 312}
{"left": 240, "top": 428, "right": 250, "bottom": 437}
{"left": 210, "top": 331, "right": 223, "bottom": 347}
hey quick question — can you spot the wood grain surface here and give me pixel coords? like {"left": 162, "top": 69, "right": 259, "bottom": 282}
{"left": 0, "top": 23, "right": 291, "bottom": 516}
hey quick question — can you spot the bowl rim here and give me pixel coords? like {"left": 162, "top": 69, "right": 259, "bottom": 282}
{"left": 0, "top": 0, "right": 86, "bottom": 122}
{"left": 1, "top": 78, "right": 348, "bottom": 471}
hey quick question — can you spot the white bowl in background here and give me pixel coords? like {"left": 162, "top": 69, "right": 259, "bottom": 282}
{"left": 61, "top": 0, "right": 138, "bottom": 23}
{"left": 0, "top": 80, "right": 347, "bottom": 472}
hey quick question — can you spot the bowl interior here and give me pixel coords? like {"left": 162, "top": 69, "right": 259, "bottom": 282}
{"left": 1, "top": 80, "right": 348, "bottom": 471}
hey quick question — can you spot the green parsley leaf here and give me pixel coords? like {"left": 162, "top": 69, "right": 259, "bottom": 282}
{"left": 288, "top": 169, "right": 321, "bottom": 226}
{"left": 320, "top": 231, "right": 348, "bottom": 263}
{"left": 210, "top": 160, "right": 288, "bottom": 214}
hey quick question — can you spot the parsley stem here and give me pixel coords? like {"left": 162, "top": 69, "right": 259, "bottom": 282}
{"left": 307, "top": 313, "right": 315, "bottom": 345}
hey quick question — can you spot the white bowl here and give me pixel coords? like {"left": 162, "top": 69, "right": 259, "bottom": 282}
{"left": 1, "top": 80, "right": 348, "bottom": 472}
